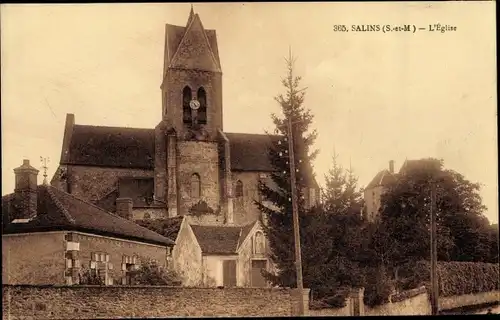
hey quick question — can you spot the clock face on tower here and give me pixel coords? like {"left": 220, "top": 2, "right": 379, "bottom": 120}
{"left": 189, "top": 99, "right": 200, "bottom": 110}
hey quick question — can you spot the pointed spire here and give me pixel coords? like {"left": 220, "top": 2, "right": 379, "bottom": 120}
{"left": 187, "top": 3, "right": 195, "bottom": 26}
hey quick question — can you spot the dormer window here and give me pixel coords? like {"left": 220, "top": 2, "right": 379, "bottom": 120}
{"left": 197, "top": 87, "right": 207, "bottom": 124}
{"left": 183, "top": 86, "right": 192, "bottom": 124}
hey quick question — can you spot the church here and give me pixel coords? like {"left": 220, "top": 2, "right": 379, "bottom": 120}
{"left": 50, "top": 7, "right": 319, "bottom": 226}
{"left": 47, "top": 8, "right": 320, "bottom": 286}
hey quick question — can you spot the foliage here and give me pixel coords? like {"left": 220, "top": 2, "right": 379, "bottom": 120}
{"left": 363, "top": 265, "right": 394, "bottom": 308}
{"left": 397, "top": 260, "right": 499, "bottom": 297}
{"left": 322, "top": 152, "right": 363, "bottom": 216}
{"left": 128, "top": 258, "right": 182, "bottom": 286}
{"left": 78, "top": 267, "right": 105, "bottom": 285}
{"left": 374, "top": 158, "right": 494, "bottom": 270}
{"left": 254, "top": 51, "right": 318, "bottom": 288}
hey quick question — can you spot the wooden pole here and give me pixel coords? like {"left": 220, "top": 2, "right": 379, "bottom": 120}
{"left": 430, "top": 183, "right": 439, "bottom": 315}
{"left": 287, "top": 115, "right": 305, "bottom": 315}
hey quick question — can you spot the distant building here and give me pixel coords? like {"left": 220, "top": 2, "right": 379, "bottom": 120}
{"left": 363, "top": 159, "right": 436, "bottom": 222}
{"left": 2, "top": 160, "right": 175, "bottom": 286}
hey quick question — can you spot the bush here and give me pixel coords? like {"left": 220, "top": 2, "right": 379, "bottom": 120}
{"left": 363, "top": 266, "right": 394, "bottom": 308}
{"left": 78, "top": 267, "right": 105, "bottom": 285}
{"left": 396, "top": 260, "right": 499, "bottom": 297}
{"left": 128, "top": 258, "right": 182, "bottom": 286}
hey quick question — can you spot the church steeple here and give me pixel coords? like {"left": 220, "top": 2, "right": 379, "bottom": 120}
{"left": 187, "top": 4, "right": 195, "bottom": 26}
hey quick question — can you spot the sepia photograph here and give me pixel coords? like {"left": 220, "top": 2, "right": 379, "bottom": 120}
{"left": 1, "top": 2, "right": 498, "bottom": 318}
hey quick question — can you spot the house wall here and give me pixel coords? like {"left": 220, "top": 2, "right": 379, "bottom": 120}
{"left": 177, "top": 141, "right": 220, "bottom": 216}
{"left": 237, "top": 224, "right": 271, "bottom": 287}
{"left": 2, "top": 232, "right": 66, "bottom": 285}
{"left": 203, "top": 255, "right": 238, "bottom": 287}
{"left": 2, "top": 285, "right": 299, "bottom": 318}
{"left": 75, "top": 232, "right": 168, "bottom": 285}
{"left": 364, "top": 185, "right": 385, "bottom": 221}
{"left": 52, "top": 165, "right": 153, "bottom": 203}
{"left": 172, "top": 222, "right": 203, "bottom": 286}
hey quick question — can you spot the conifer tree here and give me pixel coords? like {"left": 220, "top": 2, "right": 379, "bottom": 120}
{"left": 255, "top": 51, "right": 318, "bottom": 288}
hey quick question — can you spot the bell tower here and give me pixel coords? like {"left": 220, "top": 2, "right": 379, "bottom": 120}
{"left": 154, "top": 7, "right": 224, "bottom": 218}
{"left": 160, "top": 7, "right": 223, "bottom": 141}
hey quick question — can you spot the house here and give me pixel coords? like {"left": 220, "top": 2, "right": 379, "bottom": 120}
{"left": 49, "top": 7, "right": 320, "bottom": 228}
{"left": 363, "top": 160, "right": 397, "bottom": 222}
{"left": 363, "top": 159, "right": 441, "bottom": 222}
{"left": 2, "top": 159, "right": 175, "bottom": 286}
{"left": 135, "top": 216, "right": 272, "bottom": 287}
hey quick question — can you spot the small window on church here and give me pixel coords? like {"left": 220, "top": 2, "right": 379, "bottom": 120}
{"left": 183, "top": 86, "right": 192, "bottom": 124}
{"left": 235, "top": 180, "right": 243, "bottom": 198}
{"left": 197, "top": 87, "right": 207, "bottom": 125}
{"left": 254, "top": 232, "right": 265, "bottom": 255}
{"left": 191, "top": 173, "right": 201, "bottom": 199}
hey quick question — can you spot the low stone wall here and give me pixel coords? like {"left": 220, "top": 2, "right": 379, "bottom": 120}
{"left": 440, "top": 290, "right": 500, "bottom": 311}
{"left": 309, "top": 300, "right": 351, "bottom": 317}
{"left": 365, "top": 287, "right": 431, "bottom": 316}
{"left": 2, "top": 285, "right": 301, "bottom": 319}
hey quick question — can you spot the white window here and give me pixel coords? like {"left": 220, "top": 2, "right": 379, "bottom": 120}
{"left": 254, "top": 232, "right": 265, "bottom": 255}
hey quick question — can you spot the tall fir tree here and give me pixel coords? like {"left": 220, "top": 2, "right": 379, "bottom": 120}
{"left": 255, "top": 50, "right": 318, "bottom": 288}
{"left": 322, "top": 152, "right": 363, "bottom": 216}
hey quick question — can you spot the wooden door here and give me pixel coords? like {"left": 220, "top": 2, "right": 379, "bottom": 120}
{"left": 251, "top": 260, "right": 267, "bottom": 287}
{"left": 223, "top": 260, "right": 237, "bottom": 287}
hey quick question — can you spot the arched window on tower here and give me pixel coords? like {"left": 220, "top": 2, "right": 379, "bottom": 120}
{"left": 197, "top": 87, "right": 207, "bottom": 125}
{"left": 191, "top": 173, "right": 201, "bottom": 199}
{"left": 183, "top": 86, "right": 192, "bottom": 124}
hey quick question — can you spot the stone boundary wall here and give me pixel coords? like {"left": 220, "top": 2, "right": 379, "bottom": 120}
{"left": 2, "top": 285, "right": 307, "bottom": 319}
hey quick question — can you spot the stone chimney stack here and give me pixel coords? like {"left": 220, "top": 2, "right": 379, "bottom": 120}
{"left": 116, "top": 198, "right": 133, "bottom": 220}
{"left": 389, "top": 160, "right": 395, "bottom": 174}
{"left": 13, "top": 159, "right": 39, "bottom": 221}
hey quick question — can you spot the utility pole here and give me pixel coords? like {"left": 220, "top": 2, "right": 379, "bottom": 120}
{"left": 287, "top": 114, "right": 305, "bottom": 315}
{"left": 430, "top": 182, "right": 439, "bottom": 315}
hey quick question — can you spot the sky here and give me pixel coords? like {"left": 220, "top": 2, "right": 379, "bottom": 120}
{"left": 1, "top": 2, "right": 497, "bottom": 224}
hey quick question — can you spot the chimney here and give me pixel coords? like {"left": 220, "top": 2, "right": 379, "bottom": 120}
{"left": 116, "top": 198, "right": 133, "bottom": 220}
{"left": 12, "top": 159, "right": 39, "bottom": 221}
{"left": 389, "top": 160, "right": 395, "bottom": 174}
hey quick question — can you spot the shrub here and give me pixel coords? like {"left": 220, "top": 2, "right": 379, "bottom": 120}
{"left": 363, "top": 266, "right": 394, "bottom": 308}
{"left": 128, "top": 258, "right": 182, "bottom": 286}
{"left": 396, "top": 260, "right": 499, "bottom": 297}
{"left": 78, "top": 267, "right": 105, "bottom": 285}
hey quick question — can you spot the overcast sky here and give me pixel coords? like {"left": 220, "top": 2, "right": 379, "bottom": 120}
{"left": 1, "top": 2, "right": 497, "bottom": 224}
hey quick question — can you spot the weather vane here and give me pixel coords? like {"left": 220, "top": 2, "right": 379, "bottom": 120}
{"left": 40, "top": 156, "right": 50, "bottom": 185}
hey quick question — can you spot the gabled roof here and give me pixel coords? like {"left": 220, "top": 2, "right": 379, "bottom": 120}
{"left": 2, "top": 185, "right": 174, "bottom": 246}
{"left": 190, "top": 221, "right": 258, "bottom": 255}
{"left": 65, "top": 125, "right": 155, "bottom": 169}
{"left": 365, "top": 169, "right": 396, "bottom": 190}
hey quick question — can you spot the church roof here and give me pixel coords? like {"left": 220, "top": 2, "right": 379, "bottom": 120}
{"left": 190, "top": 221, "right": 257, "bottom": 255}
{"left": 63, "top": 124, "right": 281, "bottom": 172}
{"left": 66, "top": 124, "right": 155, "bottom": 169}
{"left": 2, "top": 185, "right": 174, "bottom": 246}
{"left": 224, "top": 132, "right": 280, "bottom": 172}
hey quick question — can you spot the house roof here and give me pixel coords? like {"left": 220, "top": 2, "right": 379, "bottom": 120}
{"left": 2, "top": 185, "right": 174, "bottom": 246}
{"left": 365, "top": 169, "right": 396, "bottom": 190}
{"left": 135, "top": 216, "right": 184, "bottom": 242}
{"left": 190, "top": 221, "right": 258, "bottom": 255}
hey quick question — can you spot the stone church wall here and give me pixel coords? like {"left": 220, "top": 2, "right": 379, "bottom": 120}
{"left": 231, "top": 171, "right": 265, "bottom": 226}
{"left": 177, "top": 141, "right": 220, "bottom": 215}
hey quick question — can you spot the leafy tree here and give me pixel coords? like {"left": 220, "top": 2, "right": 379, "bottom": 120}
{"left": 255, "top": 51, "right": 318, "bottom": 288}
{"left": 374, "top": 158, "right": 493, "bottom": 276}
